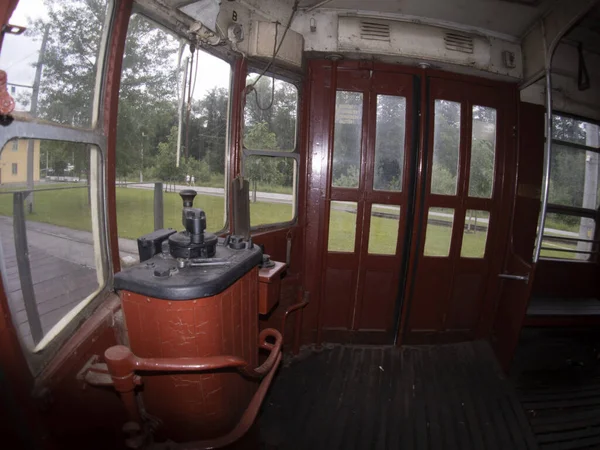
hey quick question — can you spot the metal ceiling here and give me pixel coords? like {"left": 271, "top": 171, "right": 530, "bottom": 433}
{"left": 296, "top": 0, "right": 555, "bottom": 39}
{"left": 564, "top": 4, "right": 600, "bottom": 52}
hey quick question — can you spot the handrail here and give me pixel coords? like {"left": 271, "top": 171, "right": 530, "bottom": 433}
{"left": 533, "top": 2, "right": 599, "bottom": 262}
{"left": 103, "top": 328, "right": 283, "bottom": 449}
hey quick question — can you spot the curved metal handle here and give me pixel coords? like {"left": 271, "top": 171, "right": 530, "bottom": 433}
{"left": 498, "top": 273, "right": 529, "bottom": 283}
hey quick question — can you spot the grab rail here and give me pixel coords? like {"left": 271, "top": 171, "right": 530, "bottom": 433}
{"left": 100, "top": 328, "right": 283, "bottom": 449}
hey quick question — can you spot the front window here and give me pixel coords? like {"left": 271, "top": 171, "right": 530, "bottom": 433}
{"left": 243, "top": 73, "right": 299, "bottom": 228}
{"left": 0, "top": 0, "right": 112, "bottom": 367}
{"left": 115, "top": 14, "right": 231, "bottom": 260}
{"left": 540, "top": 114, "right": 600, "bottom": 261}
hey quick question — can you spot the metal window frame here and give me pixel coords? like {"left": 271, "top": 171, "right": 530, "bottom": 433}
{"left": 241, "top": 69, "right": 302, "bottom": 230}
{"left": 539, "top": 119, "right": 600, "bottom": 263}
{"left": 0, "top": 0, "right": 115, "bottom": 374}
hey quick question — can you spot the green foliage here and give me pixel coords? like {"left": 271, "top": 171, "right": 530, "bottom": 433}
{"left": 334, "top": 165, "right": 360, "bottom": 188}
{"left": 244, "top": 75, "right": 297, "bottom": 151}
{"left": 23, "top": 0, "right": 109, "bottom": 126}
{"left": 374, "top": 95, "right": 406, "bottom": 191}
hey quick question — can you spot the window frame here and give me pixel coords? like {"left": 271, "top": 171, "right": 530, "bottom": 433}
{"left": 540, "top": 111, "right": 600, "bottom": 263}
{"left": 0, "top": 0, "right": 115, "bottom": 374}
{"left": 241, "top": 68, "right": 301, "bottom": 230}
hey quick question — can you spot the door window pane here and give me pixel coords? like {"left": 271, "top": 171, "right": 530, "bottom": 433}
{"left": 0, "top": 140, "right": 104, "bottom": 350}
{"left": 549, "top": 145, "right": 600, "bottom": 210}
{"left": 431, "top": 100, "right": 461, "bottom": 195}
{"left": 368, "top": 204, "right": 400, "bottom": 255}
{"left": 244, "top": 74, "right": 298, "bottom": 151}
{"left": 541, "top": 213, "right": 596, "bottom": 261}
{"left": 469, "top": 106, "right": 496, "bottom": 198}
{"left": 424, "top": 207, "right": 454, "bottom": 256}
{"left": 247, "top": 155, "right": 296, "bottom": 227}
{"left": 332, "top": 91, "right": 363, "bottom": 188}
{"left": 374, "top": 95, "right": 406, "bottom": 192}
{"left": 328, "top": 201, "right": 357, "bottom": 252}
{"left": 461, "top": 210, "right": 490, "bottom": 258}
{"left": 0, "top": 0, "right": 111, "bottom": 128}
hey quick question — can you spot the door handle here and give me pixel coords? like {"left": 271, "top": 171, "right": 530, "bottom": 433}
{"left": 498, "top": 273, "right": 529, "bottom": 283}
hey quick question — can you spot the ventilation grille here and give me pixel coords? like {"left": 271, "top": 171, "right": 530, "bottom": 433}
{"left": 444, "top": 32, "right": 474, "bottom": 54}
{"left": 360, "top": 21, "right": 390, "bottom": 41}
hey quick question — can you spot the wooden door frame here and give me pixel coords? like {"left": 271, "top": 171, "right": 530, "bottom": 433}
{"left": 303, "top": 60, "right": 519, "bottom": 348}
{"left": 396, "top": 73, "right": 519, "bottom": 345}
{"left": 313, "top": 68, "right": 417, "bottom": 343}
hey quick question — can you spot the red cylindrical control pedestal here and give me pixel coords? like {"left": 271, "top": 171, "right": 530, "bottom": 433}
{"left": 119, "top": 267, "right": 259, "bottom": 443}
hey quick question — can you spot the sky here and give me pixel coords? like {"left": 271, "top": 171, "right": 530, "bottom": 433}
{"left": 0, "top": 0, "right": 231, "bottom": 108}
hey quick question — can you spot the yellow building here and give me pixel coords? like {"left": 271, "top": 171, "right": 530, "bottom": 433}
{"left": 0, "top": 139, "right": 41, "bottom": 185}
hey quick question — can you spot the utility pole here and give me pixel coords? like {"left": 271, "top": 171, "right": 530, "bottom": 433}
{"left": 176, "top": 56, "right": 189, "bottom": 168}
{"left": 577, "top": 123, "right": 599, "bottom": 259}
{"left": 26, "top": 24, "right": 50, "bottom": 213}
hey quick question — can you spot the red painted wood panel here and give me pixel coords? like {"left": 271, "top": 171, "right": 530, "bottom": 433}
{"left": 120, "top": 268, "right": 259, "bottom": 443}
{"left": 322, "top": 267, "right": 355, "bottom": 329}
{"left": 356, "top": 270, "right": 396, "bottom": 330}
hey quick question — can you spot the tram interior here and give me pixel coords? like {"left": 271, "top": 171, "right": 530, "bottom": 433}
{"left": 1, "top": 0, "right": 600, "bottom": 449}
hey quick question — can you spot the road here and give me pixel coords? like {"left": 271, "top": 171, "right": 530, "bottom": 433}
{"left": 123, "top": 182, "right": 293, "bottom": 204}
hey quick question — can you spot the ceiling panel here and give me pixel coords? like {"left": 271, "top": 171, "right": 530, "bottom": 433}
{"left": 298, "top": 0, "right": 554, "bottom": 38}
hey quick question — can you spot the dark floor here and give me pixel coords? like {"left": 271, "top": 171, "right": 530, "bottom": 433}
{"left": 511, "top": 328, "right": 600, "bottom": 450}
{"left": 259, "top": 341, "right": 537, "bottom": 450}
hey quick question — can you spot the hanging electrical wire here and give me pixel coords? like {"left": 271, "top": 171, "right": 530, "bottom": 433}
{"left": 246, "top": 0, "right": 299, "bottom": 110}
{"left": 185, "top": 43, "right": 197, "bottom": 160}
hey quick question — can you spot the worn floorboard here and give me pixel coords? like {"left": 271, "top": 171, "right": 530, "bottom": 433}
{"left": 511, "top": 328, "right": 600, "bottom": 450}
{"left": 259, "top": 341, "right": 538, "bottom": 450}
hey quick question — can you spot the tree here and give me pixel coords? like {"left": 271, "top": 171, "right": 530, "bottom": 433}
{"left": 431, "top": 100, "right": 460, "bottom": 194}
{"left": 189, "top": 87, "right": 229, "bottom": 176}
{"left": 24, "top": 1, "right": 181, "bottom": 179}
{"left": 374, "top": 95, "right": 406, "bottom": 191}
{"left": 23, "top": 0, "right": 109, "bottom": 127}
{"left": 331, "top": 91, "right": 362, "bottom": 187}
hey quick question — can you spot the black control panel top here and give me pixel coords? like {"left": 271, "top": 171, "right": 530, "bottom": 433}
{"left": 114, "top": 236, "right": 262, "bottom": 300}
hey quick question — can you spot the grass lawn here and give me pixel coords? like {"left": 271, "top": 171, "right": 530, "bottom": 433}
{"left": 0, "top": 187, "right": 294, "bottom": 240}
{"left": 0, "top": 186, "right": 587, "bottom": 262}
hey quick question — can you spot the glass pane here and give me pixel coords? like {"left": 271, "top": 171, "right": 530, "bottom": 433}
{"left": 431, "top": 100, "right": 461, "bottom": 195}
{"left": 548, "top": 144, "right": 600, "bottom": 210}
{"left": 374, "top": 95, "right": 406, "bottom": 192}
{"left": 469, "top": 106, "right": 496, "bottom": 198}
{"left": 115, "top": 16, "right": 230, "bottom": 262}
{"left": 424, "top": 207, "right": 454, "bottom": 256}
{"left": 247, "top": 156, "right": 295, "bottom": 227}
{"left": 368, "top": 204, "right": 400, "bottom": 255}
{"left": 332, "top": 91, "right": 363, "bottom": 188}
{"left": 461, "top": 210, "right": 490, "bottom": 258}
{"left": 0, "top": 139, "right": 103, "bottom": 349}
{"left": 541, "top": 213, "right": 596, "bottom": 261}
{"left": 1, "top": 0, "right": 110, "bottom": 127}
{"left": 552, "top": 115, "right": 600, "bottom": 148}
{"left": 244, "top": 73, "right": 298, "bottom": 151}
{"left": 328, "top": 201, "right": 357, "bottom": 252}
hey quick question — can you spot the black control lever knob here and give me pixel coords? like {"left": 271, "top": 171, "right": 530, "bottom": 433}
{"left": 180, "top": 189, "right": 197, "bottom": 208}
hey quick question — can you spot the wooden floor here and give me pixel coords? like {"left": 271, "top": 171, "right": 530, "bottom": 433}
{"left": 512, "top": 328, "right": 600, "bottom": 450}
{"left": 0, "top": 217, "right": 98, "bottom": 347}
{"left": 259, "top": 341, "right": 538, "bottom": 449}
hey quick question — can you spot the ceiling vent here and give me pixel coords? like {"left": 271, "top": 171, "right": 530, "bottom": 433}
{"left": 444, "top": 32, "right": 474, "bottom": 54}
{"left": 360, "top": 20, "right": 390, "bottom": 42}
